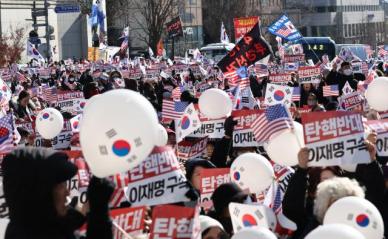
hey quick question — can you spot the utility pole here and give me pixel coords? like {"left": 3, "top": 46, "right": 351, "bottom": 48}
{"left": 44, "top": 0, "right": 50, "bottom": 61}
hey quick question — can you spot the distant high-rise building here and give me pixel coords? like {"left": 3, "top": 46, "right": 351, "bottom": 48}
{"left": 286, "top": 0, "right": 385, "bottom": 45}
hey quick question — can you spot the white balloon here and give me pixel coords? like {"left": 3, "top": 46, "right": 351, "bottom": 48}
{"left": 232, "top": 226, "right": 277, "bottom": 239}
{"left": 0, "top": 218, "right": 9, "bottom": 239}
{"left": 80, "top": 89, "right": 159, "bottom": 178}
{"left": 324, "top": 196, "right": 384, "bottom": 239}
{"left": 366, "top": 77, "right": 388, "bottom": 111}
{"left": 155, "top": 124, "right": 168, "bottom": 146}
{"left": 230, "top": 153, "right": 275, "bottom": 193}
{"left": 35, "top": 108, "right": 64, "bottom": 139}
{"left": 198, "top": 88, "right": 232, "bottom": 119}
{"left": 305, "top": 224, "right": 365, "bottom": 239}
{"left": 264, "top": 121, "right": 304, "bottom": 166}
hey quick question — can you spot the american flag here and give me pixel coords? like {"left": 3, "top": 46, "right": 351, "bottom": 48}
{"left": 254, "top": 63, "right": 269, "bottom": 77}
{"left": 361, "top": 62, "right": 369, "bottom": 76}
{"left": 0, "top": 114, "right": 16, "bottom": 155}
{"left": 272, "top": 185, "right": 283, "bottom": 214}
{"left": 162, "top": 99, "right": 189, "bottom": 120}
{"left": 277, "top": 26, "right": 292, "bottom": 37}
{"left": 378, "top": 45, "right": 388, "bottom": 58}
{"left": 251, "top": 104, "right": 293, "bottom": 143}
{"left": 224, "top": 66, "right": 250, "bottom": 89}
{"left": 172, "top": 86, "right": 183, "bottom": 100}
{"left": 15, "top": 72, "right": 27, "bottom": 82}
{"left": 109, "top": 173, "right": 129, "bottom": 208}
{"left": 43, "top": 86, "right": 58, "bottom": 103}
{"left": 120, "top": 38, "right": 128, "bottom": 53}
{"left": 292, "top": 87, "right": 300, "bottom": 102}
{"left": 323, "top": 85, "right": 339, "bottom": 97}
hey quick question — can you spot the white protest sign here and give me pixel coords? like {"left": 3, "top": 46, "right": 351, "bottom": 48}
{"left": 365, "top": 119, "right": 388, "bottom": 156}
{"left": 301, "top": 111, "right": 370, "bottom": 166}
{"left": 124, "top": 146, "right": 190, "bottom": 207}
{"left": 232, "top": 110, "right": 260, "bottom": 147}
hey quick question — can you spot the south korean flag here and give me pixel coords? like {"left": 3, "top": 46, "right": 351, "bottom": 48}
{"left": 229, "top": 202, "right": 277, "bottom": 234}
{"left": 264, "top": 83, "right": 293, "bottom": 107}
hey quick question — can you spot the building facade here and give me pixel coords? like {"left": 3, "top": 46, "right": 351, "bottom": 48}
{"left": 106, "top": 0, "right": 204, "bottom": 57}
{"left": 0, "top": 1, "right": 90, "bottom": 62}
{"left": 286, "top": 0, "right": 386, "bottom": 45}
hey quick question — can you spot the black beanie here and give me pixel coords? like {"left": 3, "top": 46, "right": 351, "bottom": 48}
{"left": 211, "top": 182, "right": 247, "bottom": 214}
{"left": 185, "top": 158, "right": 216, "bottom": 182}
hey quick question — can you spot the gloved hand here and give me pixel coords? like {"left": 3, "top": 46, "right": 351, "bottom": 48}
{"left": 224, "top": 116, "right": 238, "bottom": 138}
{"left": 184, "top": 181, "right": 199, "bottom": 201}
{"left": 87, "top": 176, "right": 114, "bottom": 213}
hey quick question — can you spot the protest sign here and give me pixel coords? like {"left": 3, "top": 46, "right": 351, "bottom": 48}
{"left": 199, "top": 168, "right": 230, "bottom": 209}
{"left": 298, "top": 65, "right": 321, "bottom": 84}
{"left": 166, "top": 16, "right": 183, "bottom": 38}
{"left": 111, "top": 206, "right": 146, "bottom": 238}
{"left": 177, "top": 137, "right": 208, "bottom": 162}
{"left": 283, "top": 54, "right": 305, "bottom": 63}
{"left": 228, "top": 202, "right": 277, "bottom": 233}
{"left": 34, "top": 120, "right": 72, "bottom": 149}
{"left": 124, "top": 146, "right": 190, "bottom": 207}
{"left": 189, "top": 117, "right": 225, "bottom": 139}
{"left": 150, "top": 205, "right": 200, "bottom": 239}
{"left": 232, "top": 110, "right": 260, "bottom": 147}
{"left": 338, "top": 92, "right": 364, "bottom": 111}
{"left": 233, "top": 16, "right": 259, "bottom": 42}
{"left": 268, "top": 73, "right": 292, "bottom": 84}
{"left": 55, "top": 97, "right": 86, "bottom": 115}
{"left": 217, "top": 22, "right": 272, "bottom": 73}
{"left": 301, "top": 111, "right": 370, "bottom": 166}
{"left": 65, "top": 151, "right": 90, "bottom": 205}
{"left": 365, "top": 119, "right": 388, "bottom": 156}
{"left": 78, "top": 206, "right": 146, "bottom": 238}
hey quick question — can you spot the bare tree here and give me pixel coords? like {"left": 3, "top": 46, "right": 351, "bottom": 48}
{"left": 129, "top": 0, "right": 183, "bottom": 52}
{"left": 202, "top": 0, "right": 248, "bottom": 44}
{"left": 0, "top": 27, "right": 25, "bottom": 66}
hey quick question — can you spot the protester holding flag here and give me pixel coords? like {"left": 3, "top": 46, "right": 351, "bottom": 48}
{"left": 325, "top": 62, "right": 358, "bottom": 93}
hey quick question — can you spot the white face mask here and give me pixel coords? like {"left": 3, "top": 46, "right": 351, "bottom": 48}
{"left": 343, "top": 69, "right": 352, "bottom": 76}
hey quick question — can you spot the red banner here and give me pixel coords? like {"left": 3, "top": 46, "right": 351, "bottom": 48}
{"left": 233, "top": 16, "right": 259, "bottom": 41}
{"left": 199, "top": 168, "right": 231, "bottom": 209}
{"left": 150, "top": 205, "right": 200, "bottom": 239}
{"left": 177, "top": 137, "right": 208, "bottom": 161}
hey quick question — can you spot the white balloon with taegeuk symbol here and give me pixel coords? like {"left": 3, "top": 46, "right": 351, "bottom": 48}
{"left": 35, "top": 108, "right": 64, "bottom": 139}
{"left": 305, "top": 224, "right": 365, "bottom": 239}
{"left": 323, "top": 196, "right": 384, "bottom": 239}
{"left": 80, "top": 89, "right": 159, "bottom": 178}
{"left": 230, "top": 153, "right": 275, "bottom": 194}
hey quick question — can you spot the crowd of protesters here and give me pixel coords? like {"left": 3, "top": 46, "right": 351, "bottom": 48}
{"left": 0, "top": 51, "right": 387, "bottom": 239}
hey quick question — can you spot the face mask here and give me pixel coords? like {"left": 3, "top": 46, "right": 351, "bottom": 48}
{"left": 68, "top": 78, "right": 75, "bottom": 84}
{"left": 343, "top": 69, "right": 352, "bottom": 76}
{"left": 308, "top": 100, "right": 317, "bottom": 106}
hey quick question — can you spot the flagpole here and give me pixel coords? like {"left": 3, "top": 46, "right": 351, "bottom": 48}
{"left": 284, "top": 104, "right": 303, "bottom": 148}
{"left": 112, "top": 221, "right": 134, "bottom": 239}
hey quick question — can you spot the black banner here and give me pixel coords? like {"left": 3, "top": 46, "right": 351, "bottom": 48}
{"left": 217, "top": 22, "right": 273, "bottom": 73}
{"left": 166, "top": 16, "right": 183, "bottom": 38}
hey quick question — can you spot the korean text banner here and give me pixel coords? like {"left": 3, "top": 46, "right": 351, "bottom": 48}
{"left": 301, "top": 111, "right": 370, "bottom": 167}
{"left": 233, "top": 16, "right": 259, "bottom": 42}
{"left": 217, "top": 22, "right": 272, "bottom": 73}
{"left": 166, "top": 16, "right": 183, "bottom": 38}
{"left": 150, "top": 205, "right": 200, "bottom": 239}
{"left": 199, "top": 168, "right": 231, "bottom": 209}
{"left": 365, "top": 119, "right": 388, "bottom": 156}
{"left": 124, "top": 146, "right": 190, "bottom": 206}
{"left": 232, "top": 109, "right": 260, "bottom": 147}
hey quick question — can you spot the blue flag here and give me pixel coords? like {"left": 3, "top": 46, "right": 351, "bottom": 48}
{"left": 268, "top": 15, "right": 302, "bottom": 41}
